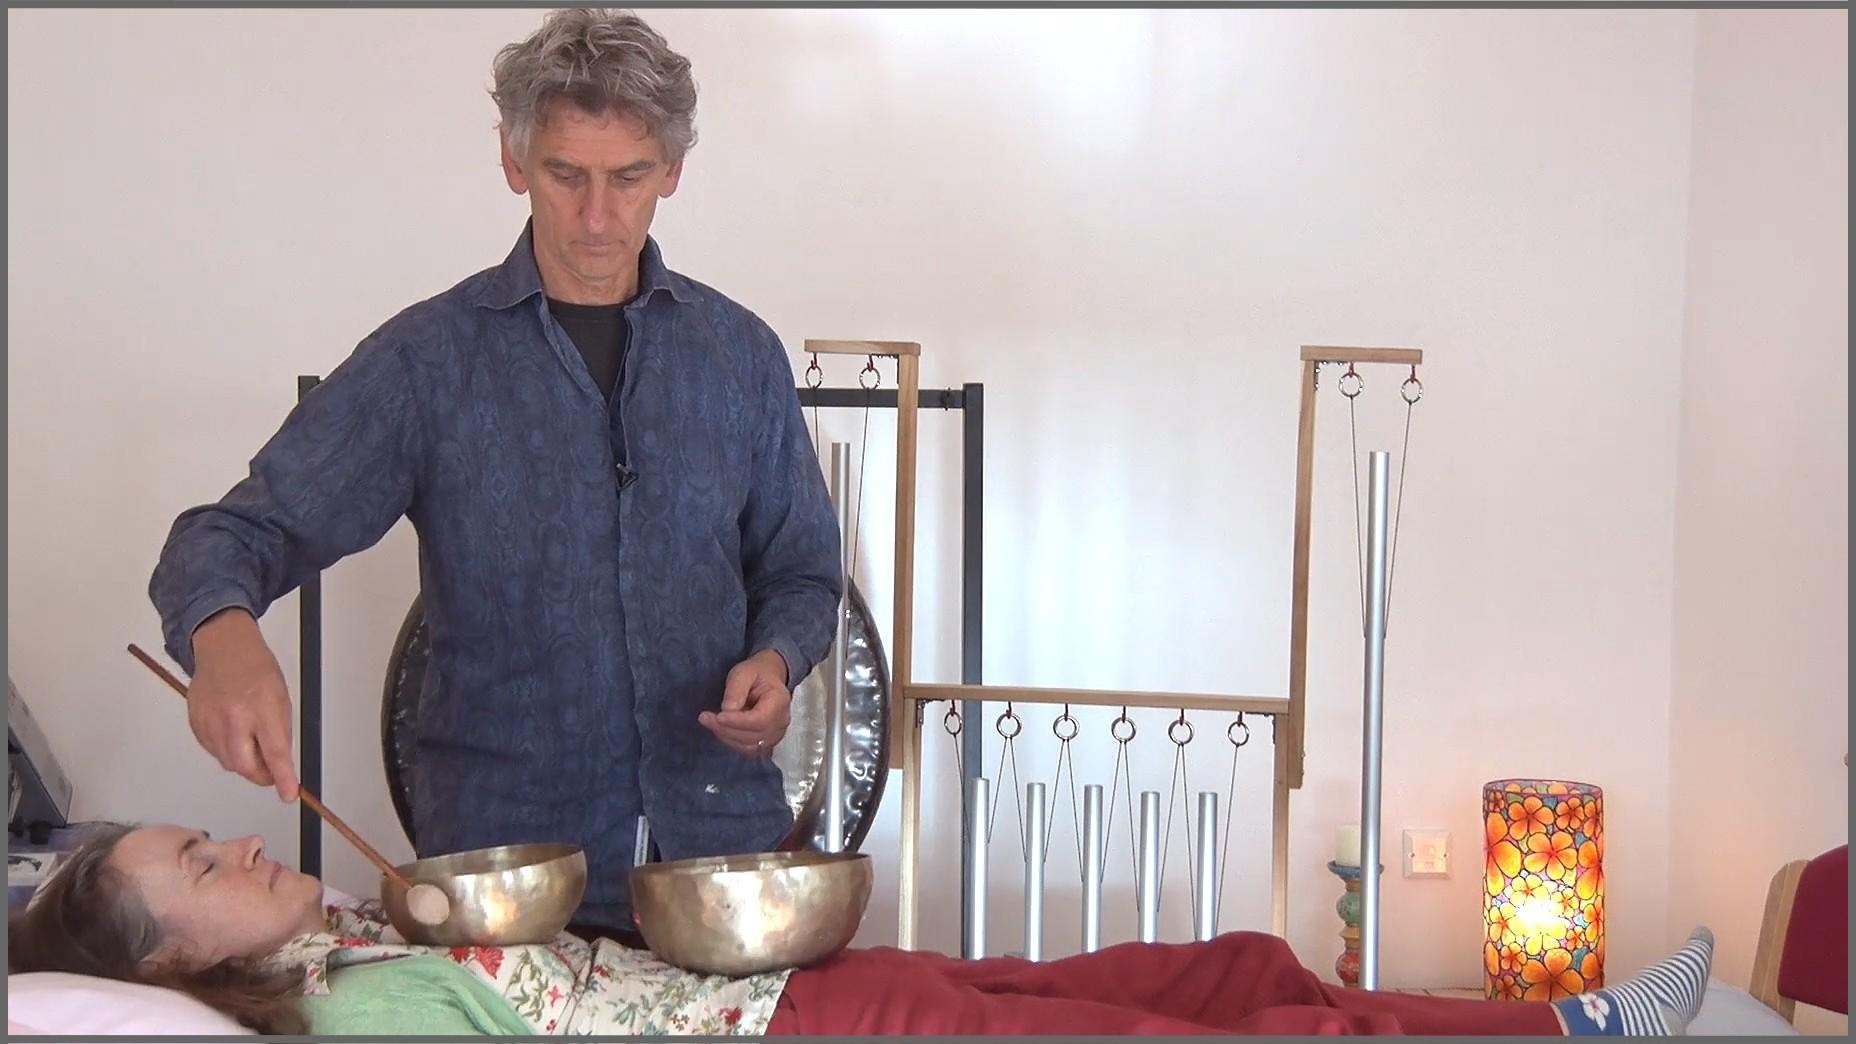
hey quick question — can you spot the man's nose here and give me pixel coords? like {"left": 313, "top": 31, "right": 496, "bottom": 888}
{"left": 583, "top": 183, "right": 611, "bottom": 235}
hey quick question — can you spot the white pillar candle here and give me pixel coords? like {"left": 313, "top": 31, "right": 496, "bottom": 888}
{"left": 1336, "top": 823, "right": 1361, "bottom": 867}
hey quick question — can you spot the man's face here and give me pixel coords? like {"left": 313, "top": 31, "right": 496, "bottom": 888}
{"left": 501, "top": 99, "right": 683, "bottom": 302}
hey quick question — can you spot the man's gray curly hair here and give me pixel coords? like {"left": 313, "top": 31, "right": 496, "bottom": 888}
{"left": 490, "top": 8, "right": 698, "bottom": 164}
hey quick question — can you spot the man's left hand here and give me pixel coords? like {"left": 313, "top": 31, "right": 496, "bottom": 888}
{"left": 700, "top": 649, "right": 792, "bottom": 758}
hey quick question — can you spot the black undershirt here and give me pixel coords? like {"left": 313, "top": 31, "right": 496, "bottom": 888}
{"left": 548, "top": 298, "right": 629, "bottom": 402}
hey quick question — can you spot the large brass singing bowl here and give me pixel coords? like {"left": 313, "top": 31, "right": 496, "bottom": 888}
{"left": 382, "top": 843, "right": 586, "bottom": 947}
{"left": 630, "top": 851, "right": 872, "bottom": 977}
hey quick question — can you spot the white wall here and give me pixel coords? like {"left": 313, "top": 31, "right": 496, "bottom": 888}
{"left": 7, "top": 8, "right": 1729, "bottom": 987}
{"left": 1667, "top": 9, "right": 1848, "bottom": 1033}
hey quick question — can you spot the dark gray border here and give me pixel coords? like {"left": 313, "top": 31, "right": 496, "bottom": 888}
{"left": 2, "top": 2, "right": 1852, "bottom": 9}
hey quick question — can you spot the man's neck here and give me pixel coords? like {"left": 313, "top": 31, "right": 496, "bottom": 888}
{"left": 534, "top": 251, "right": 639, "bottom": 306}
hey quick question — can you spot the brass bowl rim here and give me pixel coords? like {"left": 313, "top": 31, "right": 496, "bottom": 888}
{"left": 631, "top": 850, "right": 870, "bottom": 881}
{"left": 630, "top": 850, "right": 873, "bottom": 975}
{"left": 380, "top": 843, "right": 588, "bottom": 946}
{"left": 385, "top": 842, "right": 587, "bottom": 885}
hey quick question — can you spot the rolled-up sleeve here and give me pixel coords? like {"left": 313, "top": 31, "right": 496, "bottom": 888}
{"left": 736, "top": 327, "right": 842, "bottom": 687}
{"left": 148, "top": 332, "right": 423, "bottom": 673}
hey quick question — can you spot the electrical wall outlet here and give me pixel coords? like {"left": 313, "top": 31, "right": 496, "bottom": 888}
{"left": 1404, "top": 829, "right": 1450, "bottom": 879}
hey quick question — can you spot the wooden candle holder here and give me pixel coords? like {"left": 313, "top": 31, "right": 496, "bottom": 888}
{"left": 1328, "top": 860, "right": 1383, "bottom": 987}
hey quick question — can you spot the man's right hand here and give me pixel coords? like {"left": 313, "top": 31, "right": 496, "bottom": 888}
{"left": 186, "top": 609, "right": 300, "bottom": 802}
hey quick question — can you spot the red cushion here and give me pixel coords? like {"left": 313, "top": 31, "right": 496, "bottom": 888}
{"left": 1777, "top": 844, "right": 1848, "bottom": 1014}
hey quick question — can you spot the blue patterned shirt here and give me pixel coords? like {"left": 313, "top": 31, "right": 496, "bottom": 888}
{"left": 149, "top": 223, "right": 842, "bottom": 927}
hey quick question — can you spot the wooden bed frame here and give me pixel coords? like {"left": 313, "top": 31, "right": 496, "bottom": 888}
{"left": 1749, "top": 843, "right": 1849, "bottom": 1024}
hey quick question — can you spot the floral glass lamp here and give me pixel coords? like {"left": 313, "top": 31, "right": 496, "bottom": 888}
{"left": 1483, "top": 779, "right": 1604, "bottom": 1001}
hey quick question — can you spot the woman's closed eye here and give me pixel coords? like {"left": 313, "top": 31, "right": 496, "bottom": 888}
{"left": 179, "top": 835, "right": 215, "bottom": 882}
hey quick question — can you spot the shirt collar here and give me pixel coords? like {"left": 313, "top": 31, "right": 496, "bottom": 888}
{"left": 474, "top": 220, "right": 694, "bottom": 310}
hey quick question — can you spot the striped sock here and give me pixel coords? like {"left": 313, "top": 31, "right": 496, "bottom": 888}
{"left": 1553, "top": 927, "right": 1713, "bottom": 1036}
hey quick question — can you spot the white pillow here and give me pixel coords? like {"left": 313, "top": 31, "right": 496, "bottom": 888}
{"left": 5, "top": 971, "right": 254, "bottom": 1038}
{"left": 4, "top": 885, "right": 357, "bottom": 1038}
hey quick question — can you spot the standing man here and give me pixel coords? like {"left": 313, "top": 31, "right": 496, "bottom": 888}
{"left": 148, "top": 8, "right": 842, "bottom": 936}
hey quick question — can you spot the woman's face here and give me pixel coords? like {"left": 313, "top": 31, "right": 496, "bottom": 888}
{"left": 109, "top": 824, "right": 328, "bottom": 967}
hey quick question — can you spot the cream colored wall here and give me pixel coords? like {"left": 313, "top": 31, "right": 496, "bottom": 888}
{"left": 1667, "top": 9, "right": 1848, "bottom": 1034}
{"left": 6, "top": 8, "right": 1759, "bottom": 988}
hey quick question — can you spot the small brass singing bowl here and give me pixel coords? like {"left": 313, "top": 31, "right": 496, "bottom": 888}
{"left": 631, "top": 850, "right": 872, "bottom": 977}
{"left": 382, "top": 843, "right": 586, "bottom": 947}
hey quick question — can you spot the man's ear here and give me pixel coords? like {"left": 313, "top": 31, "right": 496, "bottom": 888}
{"left": 658, "top": 156, "right": 684, "bottom": 199}
{"left": 500, "top": 130, "right": 530, "bottom": 195}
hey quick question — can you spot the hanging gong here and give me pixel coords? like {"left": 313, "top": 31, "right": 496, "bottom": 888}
{"left": 770, "top": 579, "right": 892, "bottom": 852}
{"left": 380, "top": 581, "right": 892, "bottom": 854}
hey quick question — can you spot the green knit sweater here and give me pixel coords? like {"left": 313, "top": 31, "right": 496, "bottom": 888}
{"left": 299, "top": 955, "right": 536, "bottom": 1037}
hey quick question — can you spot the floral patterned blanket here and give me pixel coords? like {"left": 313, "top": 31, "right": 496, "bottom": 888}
{"left": 270, "top": 900, "right": 791, "bottom": 1036}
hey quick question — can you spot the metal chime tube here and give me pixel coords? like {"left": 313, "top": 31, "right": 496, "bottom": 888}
{"left": 1138, "top": 791, "right": 1161, "bottom": 943}
{"left": 1081, "top": 784, "right": 1104, "bottom": 953}
{"left": 964, "top": 776, "right": 990, "bottom": 959}
{"left": 1360, "top": 450, "right": 1391, "bottom": 991}
{"left": 1194, "top": 791, "right": 1219, "bottom": 941}
{"left": 633, "top": 816, "right": 652, "bottom": 868}
{"left": 824, "top": 443, "right": 853, "bottom": 853}
{"left": 1024, "top": 782, "right": 1046, "bottom": 961}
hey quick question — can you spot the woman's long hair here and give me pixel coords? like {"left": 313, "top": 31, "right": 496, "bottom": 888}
{"left": 7, "top": 823, "right": 308, "bottom": 1035}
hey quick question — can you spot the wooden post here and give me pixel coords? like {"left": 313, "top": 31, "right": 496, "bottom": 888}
{"left": 892, "top": 349, "right": 920, "bottom": 762}
{"left": 1286, "top": 359, "right": 1318, "bottom": 791}
{"left": 903, "top": 683, "right": 1286, "bottom": 716}
{"left": 893, "top": 348, "right": 923, "bottom": 949}
{"left": 1749, "top": 859, "right": 1806, "bottom": 1020}
{"left": 800, "top": 339, "right": 925, "bottom": 948}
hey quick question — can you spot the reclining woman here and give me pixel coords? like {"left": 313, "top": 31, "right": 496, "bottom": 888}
{"left": 9, "top": 823, "right": 1714, "bottom": 1037}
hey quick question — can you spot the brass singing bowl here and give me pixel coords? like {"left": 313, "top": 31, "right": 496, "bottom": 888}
{"left": 381, "top": 843, "right": 586, "bottom": 947}
{"left": 631, "top": 851, "right": 872, "bottom": 977}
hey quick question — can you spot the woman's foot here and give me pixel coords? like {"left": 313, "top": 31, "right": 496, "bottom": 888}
{"left": 1553, "top": 927, "right": 1713, "bottom": 1035}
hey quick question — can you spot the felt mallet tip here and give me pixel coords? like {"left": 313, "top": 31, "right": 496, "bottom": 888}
{"left": 406, "top": 882, "right": 451, "bottom": 925}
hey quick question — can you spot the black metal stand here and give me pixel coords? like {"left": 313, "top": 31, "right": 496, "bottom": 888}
{"left": 296, "top": 376, "right": 324, "bottom": 878}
